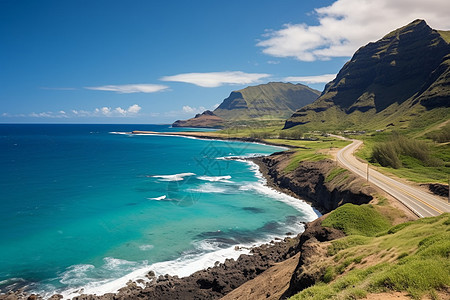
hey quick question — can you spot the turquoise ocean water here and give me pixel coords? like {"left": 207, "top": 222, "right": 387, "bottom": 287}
{"left": 0, "top": 124, "right": 318, "bottom": 297}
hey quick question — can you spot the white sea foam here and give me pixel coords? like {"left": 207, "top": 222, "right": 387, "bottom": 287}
{"left": 147, "top": 195, "right": 167, "bottom": 201}
{"left": 151, "top": 172, "right": 196, "bottom": 181}
{"left": 109, "top": 131, "right": 131, "bottom": 135}
{"left": 59, "top": 264, "right": 95, "bottom": 286}
{"left": 189, "top": 183, "right": 228, "bottom": 194}
{"left": 192, "top": 239, "right": 222, "bottom": 251}
{"left": 60, "top": 245, "right": 250, "bottom": 299}
{"left": 216, "top": 153, "right": 267, "bottom": 160}
{"left": 235, "top": 159, "right": 319, "bottom": 221}
{"left": 139, "top": 244, "right": 155, "bottom": 251}
{"left": 197, "top": 175, "right": 232, "bottom": 183}
{"left": 103, "top": 257, "right": 138, "bottom": 271}
{"left": 240, "top": 181, "right": 318, "bottom": 221}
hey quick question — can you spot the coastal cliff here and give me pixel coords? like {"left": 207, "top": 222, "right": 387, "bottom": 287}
{"left": 253, "top": 152, "right": 375, "bottom": 214}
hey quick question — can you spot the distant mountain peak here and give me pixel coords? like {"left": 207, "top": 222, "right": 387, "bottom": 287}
{"left": 172, "top": 82, "right": 320, "bottom": 128}
{"left": 214, "top": 82, "right": 320, "bottom": 120}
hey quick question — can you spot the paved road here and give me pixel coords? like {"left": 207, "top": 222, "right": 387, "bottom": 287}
{"left": 336, "top": 138, "right": 449, "bottom": 218}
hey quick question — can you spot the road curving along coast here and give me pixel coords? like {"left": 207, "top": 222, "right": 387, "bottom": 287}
{"left": 336, "top": 138, "right": 450, "bottom": 218}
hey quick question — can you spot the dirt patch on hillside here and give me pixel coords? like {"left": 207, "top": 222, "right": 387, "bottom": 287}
{"left": 220, "top": 253, "right": 300, "bottom": 300}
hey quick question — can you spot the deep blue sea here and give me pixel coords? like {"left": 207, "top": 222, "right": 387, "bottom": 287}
{"left": 0, "top": 124, "right": 318, "bottom": 297}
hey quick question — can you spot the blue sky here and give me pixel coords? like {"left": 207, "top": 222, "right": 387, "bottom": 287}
{"left": 1, "top": 0, "right": 449, "bottom": 124}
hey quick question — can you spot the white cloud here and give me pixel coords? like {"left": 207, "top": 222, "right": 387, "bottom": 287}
{"left": 257, "top": 0, "right": 450, "bottom": 61}
{"left": 165, "top": 104, "right": 216, "bottom": 118}
{"left": 182, "top": 105, "right": 206, "bottom": 114}
{"left": 95, "top": 107, "right": 112, "bottom": 115}
{"left": 85, "top": 84, "right": 168, "bottom": 94}
{"left": 115, "top": 107, "right": 127, "bottom": 115}
{"left": 127, "top": 104, "right": 142, "bottom": 114}
{"left": 29, "top": 111, "right": 69, "bottom": 118}
{"left": 160, "top": 71, "right": 271, "bottom": 87}
{"left": 26, "top": 104, "right": 142, "bottom": 119}
{"left": 284, "top": 74, "right": 337, "bottom": 84}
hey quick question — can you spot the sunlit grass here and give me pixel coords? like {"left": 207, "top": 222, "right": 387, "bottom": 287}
{"left": 290, "top": 211, "right": 450, "bottom": 300}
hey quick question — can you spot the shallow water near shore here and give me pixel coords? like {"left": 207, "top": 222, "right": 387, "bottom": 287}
{"left": 0, "top": 124, "right": 318, "bottom": 297}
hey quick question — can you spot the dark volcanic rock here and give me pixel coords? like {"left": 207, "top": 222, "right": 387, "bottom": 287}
{"left": 253, "top": 153, "right": 374, "bottom": 214}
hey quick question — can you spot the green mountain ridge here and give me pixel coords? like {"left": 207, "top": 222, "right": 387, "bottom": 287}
{"left": 172, "top": 82, "right": 320, "bottom": 128}
{"left": 214, "top": 82, "right": 320, "bottom": 120}
{"left": 284, "top": 19, "right": 450, "bottom": 131}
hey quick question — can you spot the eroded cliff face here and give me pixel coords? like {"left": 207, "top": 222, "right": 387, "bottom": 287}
{"left": 284, "top": 216, "right": 345, "bottom": 298}
{"left": 254, "top": 152, "right": 375, "bottom": 214}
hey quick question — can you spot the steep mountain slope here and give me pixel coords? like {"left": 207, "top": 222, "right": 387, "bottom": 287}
{"left": 172, "top": 82, "right": 320, "bottom": 128}
{"left": 214, "top": 82, "right": 320, "bottom": 120}
{"left": 284, "top": 20, "right": 450, "bottom": 131}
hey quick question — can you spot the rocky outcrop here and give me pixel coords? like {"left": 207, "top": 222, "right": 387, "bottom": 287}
{"left": 283, "top": 216, "right": 345, "bottom": 298}
{"left": 172, "top": 110, "right": 224, "bottom": 128}
{"left": 253, "top": 152, "right": 375, "bottom": 214}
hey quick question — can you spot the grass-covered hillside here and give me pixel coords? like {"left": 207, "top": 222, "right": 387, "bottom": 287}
{"left": 290, "top": 204, "right": 450, "bottom": 300}
{"left": 284, "top": 20, "right": 450, "bottom": 132}
{"left": 213, "top": 82, "right": 320, "bottom": 121}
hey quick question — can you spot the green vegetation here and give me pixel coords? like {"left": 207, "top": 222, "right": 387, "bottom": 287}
{"left": 354, "top": 129, "right": 449, "bottom": 184}
{"left": 438, "top": 30, "right": 450, "bottom": 43}
{"left": 327, "top": 235, "right": 371, "bottom": 256}
{"left": 322, "top": 203, "right": 392, "bottom": 236}
{"left": 282, "top": 138, "right": 350, "bottom": 172}
{"left": 371, "top": 133, "right": 443, "bottom": 169}
{"left": 290, "top": 210, "right": 450, "bottom": 300}
{"left": 425, "top": 122, "right": 450, "bottom": 143}
{"left": 325, "top": 167, "right": 348, "bottom": 182}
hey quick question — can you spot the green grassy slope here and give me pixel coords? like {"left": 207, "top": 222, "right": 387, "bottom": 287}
{"left": 290, "top": 205, "right": 450, "bottom": 300}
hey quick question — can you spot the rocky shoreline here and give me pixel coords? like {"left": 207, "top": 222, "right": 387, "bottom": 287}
{"left": 1, "top": 142, "right": 377, "bottom": 300}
